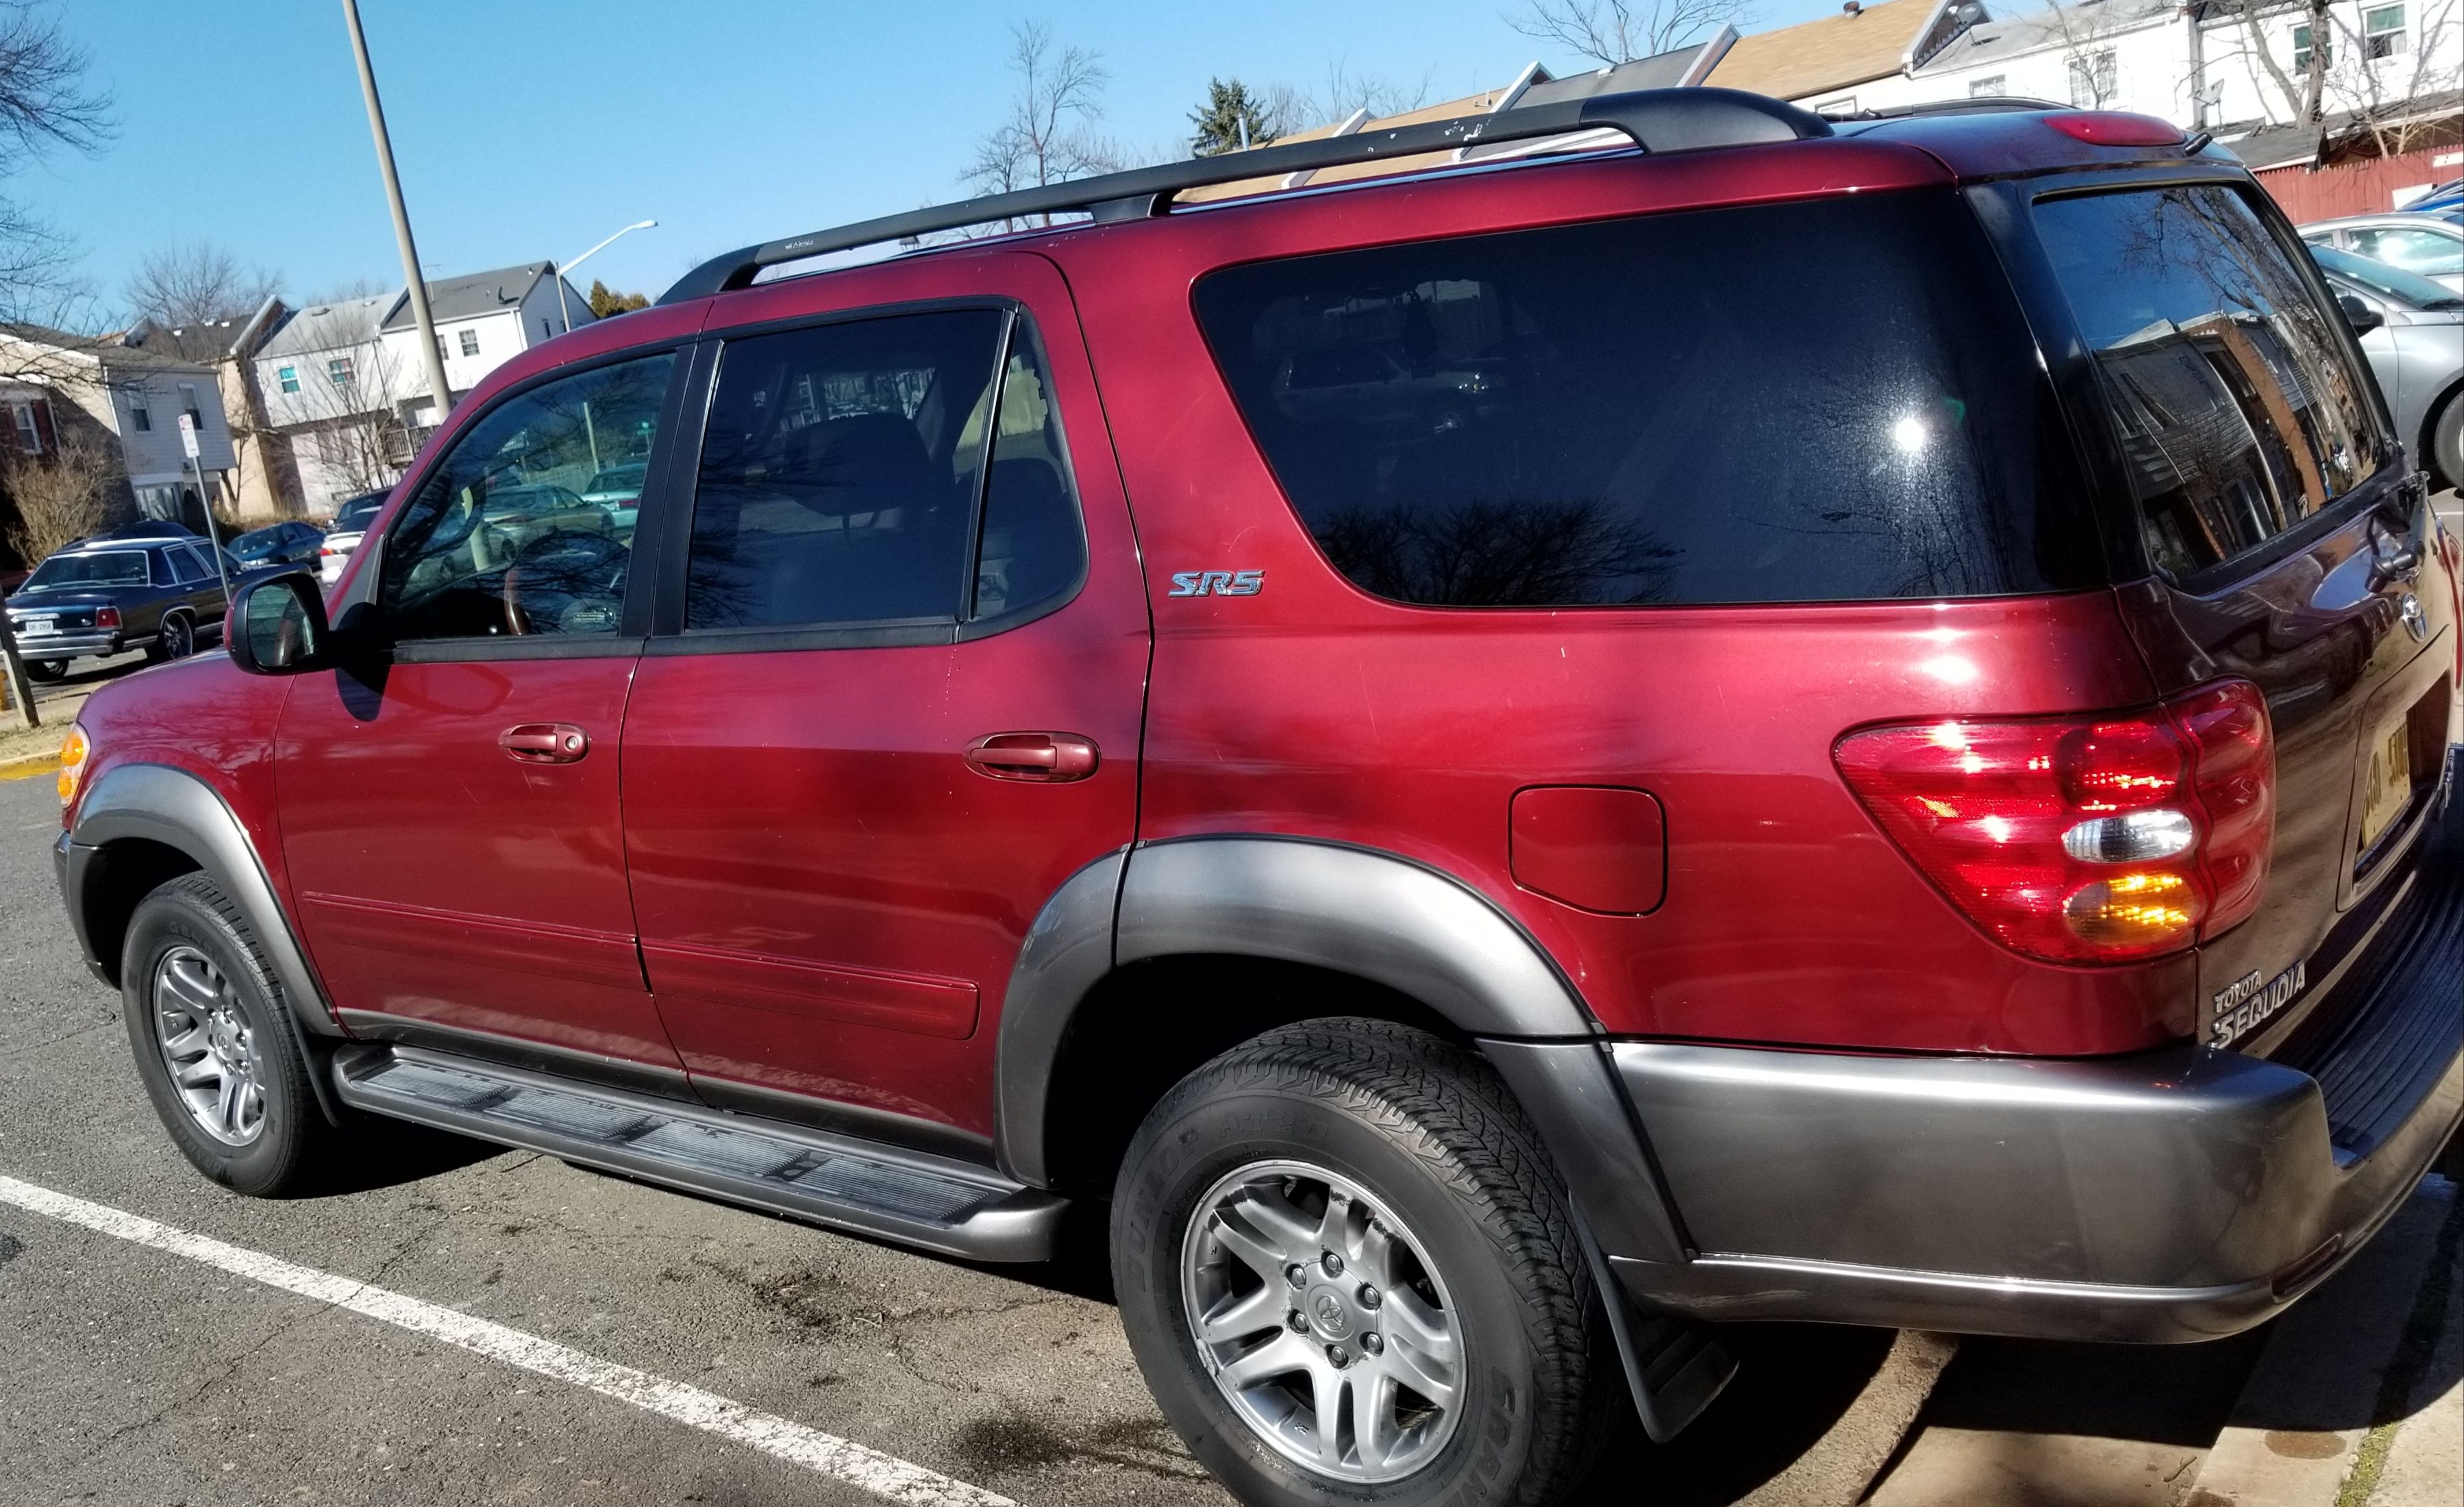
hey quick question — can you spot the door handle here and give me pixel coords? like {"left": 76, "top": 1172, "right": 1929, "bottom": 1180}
{"left": 965, "top": 732, "right": 1099, "bottom": 782}
{"left": 500, "top": 723, "right": 590, "bottom": 764}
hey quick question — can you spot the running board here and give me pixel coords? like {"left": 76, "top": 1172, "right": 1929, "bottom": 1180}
{"left": 332, "top": 1045, "right": 1066, "bottom": 1262}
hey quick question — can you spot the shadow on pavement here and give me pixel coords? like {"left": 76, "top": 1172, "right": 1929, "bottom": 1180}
{"left": 308, "top": 1116, "right": 512, "bottom": 1197}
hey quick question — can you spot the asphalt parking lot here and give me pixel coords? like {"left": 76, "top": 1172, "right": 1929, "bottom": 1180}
{"left": 1, "top": 497, "right": 2459, "bottom": 1505}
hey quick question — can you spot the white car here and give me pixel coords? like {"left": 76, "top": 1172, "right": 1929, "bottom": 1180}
{"left": 317, "top": 490, "right": 392, "bottom": 584}
{"left": 2299, "top": 210, "right": 2464, "bottom": 294}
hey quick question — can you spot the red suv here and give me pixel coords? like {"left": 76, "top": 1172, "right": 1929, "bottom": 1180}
{"left": 51, "top": 90, "right": 2463, "bottom": 1507}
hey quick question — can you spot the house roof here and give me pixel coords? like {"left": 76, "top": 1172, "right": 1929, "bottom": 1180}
{"left": 1915, "top": 0, "right": 2174, "bottom": 73}
{"left": 2217, "top": 88, "right": 2464, "bottom": 171}
{"left": 379, "top": 262, "right": 556, "bottom": 329}
{"left": 255, "top": 294, "right": 404, "bottom": 363}
{"left": 1705, "top": 0, "right": 1947, "bottom": 101}
{"left": 1, "top": 322, "right": 217, "bottom": 374}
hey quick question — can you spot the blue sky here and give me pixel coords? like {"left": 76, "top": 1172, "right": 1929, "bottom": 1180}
{"left": 23, "top": 0, "right": 1844, "bottom": 317}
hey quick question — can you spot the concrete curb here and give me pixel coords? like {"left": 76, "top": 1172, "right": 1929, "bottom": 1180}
{"left": 1737, "top": 1330, "right": 1958, "bottom": 1507}
{"left": 2183, "top": 1179, "right": 2461, "bottom": 1507}
{"left": 0, "top": 750, "right": 59, "bottom": 782}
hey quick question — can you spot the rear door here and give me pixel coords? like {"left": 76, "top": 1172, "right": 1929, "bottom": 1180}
{"left": 618, "top": 253, "right": 1147, "bottom": 1147}
{"left": 2028, "top": 180, "right": 2456, "bottom": 1053}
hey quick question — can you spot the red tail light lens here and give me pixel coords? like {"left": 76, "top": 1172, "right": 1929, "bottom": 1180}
{"left": 95, "top": 606, "right": 121, "bottom": 630}
{"left": 1835, "top": 682, "right": 2274, "bottom": 964}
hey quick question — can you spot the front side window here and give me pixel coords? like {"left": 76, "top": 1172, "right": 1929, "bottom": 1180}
{"left": 2347, "top": 225, "right": 2463, "bottom": 280}
{"left": 2034, "top": 185, "right": 2384, "bottom": 577}
{"left": 1196, "top": 191, "right": 2090, "bottom": 608}
{"left": 378, "top": 351, "right": 673, "bottom": 643}
{"left": 686, "top": 310, "right": 1084, "bottom": 632}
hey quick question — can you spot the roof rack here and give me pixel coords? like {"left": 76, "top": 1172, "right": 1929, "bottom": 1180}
{"left": 660, "top": 87, "right": 1834, "bottom": 304}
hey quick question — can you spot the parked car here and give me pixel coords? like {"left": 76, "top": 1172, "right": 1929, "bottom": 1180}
{"left": 2312, "top": 240, "right": 2464, "bottom": 488}
{"left": 580, "top": 461, "right": 649, "bottom": 539}
{"left": 5, "top": 534, "right": 236, "bottom": 679}
{"left": 2406, "top": 177, "right": 2463, "bottom": 214}
{"left": 2301, "top": 208, "right": 2464, "bottom": 292}
{"left": 316, "top": 490, "right": 391, "bottom": 585}
{"left": 227, "top": 520, "right": 327, "bottom": 571}
{"left": 52, "top": 95, "right": 2464, "bottom": 1507}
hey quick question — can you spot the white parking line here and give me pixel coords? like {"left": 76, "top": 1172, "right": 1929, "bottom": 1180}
{"left": 0, "top": 1174, "right": 1013, "bottom": 1507}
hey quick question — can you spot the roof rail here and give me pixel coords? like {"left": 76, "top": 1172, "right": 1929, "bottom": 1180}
{"left": 659, "top": 87, "right": 1832, "bottom": 304}
{"left": 1836, "top": 96, "right": 2066, "bottom": 121}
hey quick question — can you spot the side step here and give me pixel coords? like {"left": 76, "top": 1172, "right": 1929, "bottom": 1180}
{"left": 332, "top": 1045, "right": 1067, "bottom": 1262}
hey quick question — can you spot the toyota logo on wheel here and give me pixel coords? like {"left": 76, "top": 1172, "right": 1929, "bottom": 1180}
{"left": 1313, "top": 1292, "right": 1350, "bottom": 1336}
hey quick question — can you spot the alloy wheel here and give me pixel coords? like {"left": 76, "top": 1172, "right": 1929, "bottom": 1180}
{"left": 153, "top": 945, "right": 265, "bottom": 1146}
{"left": 161, "top": 616, "right": 192, "bottom": 659}
{"left": 1180, "top": 1159, "right": 1463, "bottom": 1484}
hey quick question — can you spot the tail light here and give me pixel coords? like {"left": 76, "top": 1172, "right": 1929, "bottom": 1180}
{"left": 1835, "top": 682, "right": 2274, "bottom": 964}
{"left": 94, "top": 606, "right": 121, "bottom": 630}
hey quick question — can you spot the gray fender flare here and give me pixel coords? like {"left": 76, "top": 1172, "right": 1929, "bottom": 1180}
{"left": 991, "top": 835, "right": 1689, "bottom": 1264}
{"left": 66, "top": 761, "right": 340, "bottom": 1039}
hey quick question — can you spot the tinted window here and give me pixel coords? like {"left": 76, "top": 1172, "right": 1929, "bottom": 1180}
{"left": 333, "top": 493, "right": 388, "bottom": 532}
{"left": 686, "top": 312, "right": 1004, "bottom": 631}
{"left": 969, "top": 328, "right": 1085, "bottom": 619}
{"left": 2035, "top": 186, "right": 2382, "bottom": 577}
{"left": 25, "top": 551, "right": 148, "bottom": 590}
{"left": 379, "top": 352, "right": 673, "bottom": 642}
{"left": 2346, "top": 224, "right": 2462, "bottom": 279}
{"left": 1195, "top": 191, "right": 2090, "bottom": 608}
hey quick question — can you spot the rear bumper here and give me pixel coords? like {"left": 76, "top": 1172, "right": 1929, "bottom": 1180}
{"left": 1551, "top": 771, "right": 2464, "bottom": 1345}
{"left": 15, "top": 632, "right": 134, "bottom": 660}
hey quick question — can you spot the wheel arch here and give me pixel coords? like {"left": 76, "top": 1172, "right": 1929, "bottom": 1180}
{"left": 994, "top": 836, "right": 1685, "bottom": 1264}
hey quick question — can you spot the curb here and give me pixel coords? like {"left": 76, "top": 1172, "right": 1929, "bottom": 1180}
{"left": 0, "top": 751, "right": 59, "bottom": 782}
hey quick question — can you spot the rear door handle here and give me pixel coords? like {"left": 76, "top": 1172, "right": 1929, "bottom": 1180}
{"left": 500, "top": 723, "right": 590, "bottom": 764}
{"left": 965, "top": 732, "right": 1099, "bottom": 782}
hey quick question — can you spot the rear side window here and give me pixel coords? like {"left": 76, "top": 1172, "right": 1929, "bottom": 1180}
{"left": 686, "top": 311, "right": 1084, "bottom": 632}
{"left": 1195, "top": 191, "right": 2092, "bottom": 608}
{"left": 2034, "top": 186, "right": 2382, "bottom": 577}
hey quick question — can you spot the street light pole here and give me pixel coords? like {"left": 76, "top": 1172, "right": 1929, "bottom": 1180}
{"left": 340, "top": 0, "right": 453, "bottom": 428}
{"left": 556, "top": 220, "right": 658, "bottom": 334}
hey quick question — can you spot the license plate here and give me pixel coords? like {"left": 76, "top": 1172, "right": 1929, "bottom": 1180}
{"left": 16, "top": 616, "right": 56, "bottom": 637}
{"left": 2358, "top": 718, "right": 2415, "bottom": 853}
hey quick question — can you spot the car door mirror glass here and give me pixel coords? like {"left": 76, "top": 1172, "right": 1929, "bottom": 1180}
{"left": 2337, "top": 293, "right": 2387, "bottom": 336}
{"left": 227, "top": 571, "right": 327, "bottom": 675}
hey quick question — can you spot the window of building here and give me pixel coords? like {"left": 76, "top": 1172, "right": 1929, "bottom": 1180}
{"left": 460, "top": 327, "right": 481, "bottom": 358}
{"left": 328, "top": 356, "right": 356, "bottom": 390}
{"left": 2365, "top": 5, "right": 2407, "bottom": 56}
{"left": 2292, "top": 25, "right": 2330, "bottom": 71}
{"left": 10, "top": 401, "right": 40, "bottom": 452}
{"left": 277, "top": 364, "right": 299, "bottom": 394}
{"left": 179, "top": 383, "right": 204, "bottom": 433}
{"left": 2067, "top": 49, "right": 2117, "bottom": 107}
{"left": 129, "top": 394, "right": 151, "bottom": 431}
{"left": 1194, "top": 191, "right": 2097, "bottom": 608}
{"left": 2034, "top": 186, "right": 2384, "bottom": 577}
{"left": 379, "top": 351, "right": 676, "bottom": 642}
{"left": 540, "top": 320, "right": 552, "bottom": 343}
{"left": 1969, "top": 75, "right": 2007, "bottom": 97}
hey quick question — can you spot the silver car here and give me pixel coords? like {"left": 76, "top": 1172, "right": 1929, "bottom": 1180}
{"left": 2300, "top": 209, "right": 2464, "bottom": 294}
{"left": 2311, "top": 241, "right": 2464, "bottom": 488}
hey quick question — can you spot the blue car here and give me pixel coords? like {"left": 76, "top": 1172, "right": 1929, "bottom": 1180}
{"left": 4, "top": 529, "right": 250, "bottom": 680}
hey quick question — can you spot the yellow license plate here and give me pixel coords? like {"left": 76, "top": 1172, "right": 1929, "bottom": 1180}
{"left": 2359, "top": 719, "right": 2414, "bottom": 854}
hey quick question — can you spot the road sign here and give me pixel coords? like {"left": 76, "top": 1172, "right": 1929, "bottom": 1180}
{"left": 177, "top": 412, "right": 200, "bottom": 460}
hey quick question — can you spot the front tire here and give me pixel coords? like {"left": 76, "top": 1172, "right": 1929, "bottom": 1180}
{"left": 1113, "top": 1020, "right": 1615, "bottom": 1507}
{"left": 2430, "top": 390, "right": 2463, "bottom": 493}
{"left": 123, "top": 874, "right": 334, "bottom": 1195}
{"left": 22, "top": 657, "right": 66, "bottom": 682}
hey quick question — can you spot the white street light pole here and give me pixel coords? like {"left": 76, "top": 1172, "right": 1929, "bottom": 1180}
{"left": 340, "top": 0, "right": 453, "bottom": 427}
{"left": 556, "top": 220, "right": 658, "bottom": 334}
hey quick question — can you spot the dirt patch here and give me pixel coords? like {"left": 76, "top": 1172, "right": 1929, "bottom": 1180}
{"left": 950, "top": 1408, "right": 1204, "bottom": 1482}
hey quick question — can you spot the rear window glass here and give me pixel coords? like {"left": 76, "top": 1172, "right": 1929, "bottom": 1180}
{"left": 1194, "top": 190, "right": 2093, "bottom": 608}
{"left": 24, "top": 551, "right": 148, "bottom": 590}
{"left": 2034, "top": 186, "right": 2382, "bottom": 577}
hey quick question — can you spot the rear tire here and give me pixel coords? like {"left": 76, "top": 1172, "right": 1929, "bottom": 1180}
{"left": 1112, "top": 1019, "right": 1617, "bottom": 1507}
{"left": 147, "top": 613, "right": 195, "bottom": 663}
{"left": 2430, "top": 390, "right": 2463, "bottom": 493}
{"left": 22, "top": 657, "right": 66, "bottom": 682}
{"left": 122, "top": 873, "right": 336, "bottom": 1196}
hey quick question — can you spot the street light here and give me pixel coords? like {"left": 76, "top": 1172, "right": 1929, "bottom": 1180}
{"left": 556, "top": 220, "right": 658, "bottom": 335}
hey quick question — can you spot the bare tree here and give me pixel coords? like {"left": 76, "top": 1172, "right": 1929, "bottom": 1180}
{"left": 2207, "top": 0, "right": 2338, "bottom": 128}
{"left": 124, "top": 240, "right": 282, "bottom": 329}
{"left": 1, "top": 424, "right": 112, "bottom": 561}
{"left": 965, "top": 22, "right": 1120, "bottom": 222}
{"left": 0, "top": 2, "right": 112, "bottom": 369}
{"left": 1508, "top": 0, "right": 1742, "bottom": 66}
{"left": 1256, "top": 62, "right": 1438, "bottom": 136}
{"left": 2323, "top": 0, "right": 2461, "bottom": 158}
{"left": 2033, "top": 0, "right": 2134, "bottom": 108}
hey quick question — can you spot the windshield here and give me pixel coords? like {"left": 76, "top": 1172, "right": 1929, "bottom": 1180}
{"left": 23, "top": 551, "right": 148, "bottom": 590}
{"left": 586, "top": 465, "right": 646, "bottom": 495}
{"left": 2312, "top": 242, "right": 2464, "bottom": 309}
{"left": 333, "top": 496, "right": 386, "bottom": 532}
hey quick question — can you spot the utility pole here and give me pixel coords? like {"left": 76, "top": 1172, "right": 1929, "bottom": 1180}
{"left": 340, "top": 0, "right": 453, "bottom": 429}
{"left": 0, "top": 615, "right": 37, "bottom": 732}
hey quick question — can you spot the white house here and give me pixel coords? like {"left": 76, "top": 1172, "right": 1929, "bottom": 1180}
{"left": 252, "top": 264, "right": 597, "bottom": 512}
{"left": 0, "top": 325, "right": 240, "bottom": 529}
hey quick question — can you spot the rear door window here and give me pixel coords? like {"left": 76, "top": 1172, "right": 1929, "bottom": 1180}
{"left": 1193, "top": 190, "right": 2092, "bottom": 608}
{"left": 2033, "top": 186, "right": 2384, "bottom": 577}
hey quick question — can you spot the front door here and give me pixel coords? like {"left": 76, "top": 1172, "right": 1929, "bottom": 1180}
{"left": 277, "top": 349, "right": 685, "bottom": 1071}
{"left": 619, "top": 255, "right": 1148, "bottom": 1148}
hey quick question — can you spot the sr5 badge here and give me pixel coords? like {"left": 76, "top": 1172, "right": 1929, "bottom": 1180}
{"left": 1168, "top": 569, "right": 1264, "bottom": 597}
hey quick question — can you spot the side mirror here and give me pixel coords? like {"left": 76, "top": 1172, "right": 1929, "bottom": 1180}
{"left": 2338, "top": 294, "right": 2387, "bottom": 338}
{"left": 226, "top": 571, "right": 329, "bottom": 675}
